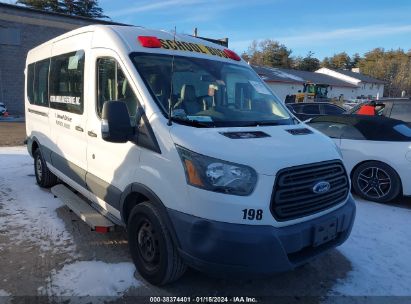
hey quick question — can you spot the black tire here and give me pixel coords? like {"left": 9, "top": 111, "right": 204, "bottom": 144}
{"left": 33, "top": 148, "right": 58, "bottom": 188}
{"left": 352, "top": 161, "right": 401, "bottom": 203}
{"left": 127, "top": 202, "right": 186, "bottom": 285}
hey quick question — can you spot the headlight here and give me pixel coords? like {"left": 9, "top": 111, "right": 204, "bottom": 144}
{"left": 176, "top": 145, "right": 257, "bottom": 196}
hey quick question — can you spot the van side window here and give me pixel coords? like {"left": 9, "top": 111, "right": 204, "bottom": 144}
{"left": 97, "top": 58, "right": 138, "bottom": 124}
{"left": 34, "top": 59, "right": 50, "bottom": 107}
{"left": 27, "top": 63, "right": 35, "bottom": 104}
{"left": 49, "top": 50, "right": 85, "bottom": 114}
{"left": 27, "top": 59, "right": 50, "bottom": 107}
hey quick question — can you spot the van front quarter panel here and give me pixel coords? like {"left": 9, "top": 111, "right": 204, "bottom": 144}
{"left": 132, "top": 113, "right": 194, "bottom": 215}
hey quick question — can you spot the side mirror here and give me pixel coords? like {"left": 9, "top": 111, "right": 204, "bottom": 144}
{"left": 101, "top": 101, "right": 133, "bottom": 143}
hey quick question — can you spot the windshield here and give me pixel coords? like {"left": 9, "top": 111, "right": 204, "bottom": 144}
{"left": 131, "top": 53, "right": 294, "bottom": 127}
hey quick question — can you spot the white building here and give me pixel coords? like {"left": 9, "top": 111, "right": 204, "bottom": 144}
{"left": 252, "top": 66, "right": 304, "bottom": 101}
{"left": 253, "top": 66, "right": 358, "bottom": 102}
{"left": 316, "top": 67, "right": 385, "bottom": 100}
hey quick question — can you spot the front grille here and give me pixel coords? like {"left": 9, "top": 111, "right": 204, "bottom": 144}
{"left": 271, "top": 160, "right": 349, "bottom": 221}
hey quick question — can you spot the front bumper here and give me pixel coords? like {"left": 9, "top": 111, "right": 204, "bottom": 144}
{"left": 168, "top": 196, "right": 356, "bottom": 275}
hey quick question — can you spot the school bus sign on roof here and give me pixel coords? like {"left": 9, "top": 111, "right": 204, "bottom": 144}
{"left": 159, "top": 39, "right": 230, "bottom": 59}
{"left": 137, "top": 35, "right": 239, "bottom": 60}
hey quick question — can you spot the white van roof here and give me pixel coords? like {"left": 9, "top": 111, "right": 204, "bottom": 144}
{"left": 27, "top": 25, "right": 243, "bottom": 64}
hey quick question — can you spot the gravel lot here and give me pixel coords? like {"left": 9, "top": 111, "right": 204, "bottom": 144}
{"left": 0, "top": 122, "right": 26, "bottom": 147}
{"left": 0, "top": 145, "right": 410, "bottom": 304}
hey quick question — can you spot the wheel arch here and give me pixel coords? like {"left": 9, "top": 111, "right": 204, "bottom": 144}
{"left": 28, "top": 136, "right": 40, "bottom": 157}
{"left": 120, "top": 183, "right": 181, "bottom": 248}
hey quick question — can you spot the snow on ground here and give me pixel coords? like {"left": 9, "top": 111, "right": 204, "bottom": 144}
{"left": 0, "top": 147, "right": 141, "bottom": 300}
{"left": 0, "top": 290, "right": 10, "bottom": 296}
{"left": 0, "top": 290, "right": 11, "bottom": 304}
{"left": 38, "top": 261, "right": 140, "bottom": 300}
{"left": 330, "top": 199, "right": 411, "bottom": 296}
{"left": 0, "top": 147, "right": 76, "bottom": 255}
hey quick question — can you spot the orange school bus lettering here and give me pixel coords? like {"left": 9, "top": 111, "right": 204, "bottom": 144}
{"left": 159, "top": 39, "right": 228, "bottom": 59}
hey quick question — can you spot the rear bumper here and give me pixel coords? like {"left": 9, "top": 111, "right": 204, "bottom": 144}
{"left": 168, "top": 196, "right": 356, "bottom": 275}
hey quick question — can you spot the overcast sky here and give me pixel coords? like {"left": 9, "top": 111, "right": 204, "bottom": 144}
{"left": 3, "top": 0, "right": 411, "bottom": 59}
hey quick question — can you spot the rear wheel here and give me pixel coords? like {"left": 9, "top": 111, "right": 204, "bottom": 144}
{"left": 127, "top": 202, "right": 186, "bottom": 285}
{"left": 352, "top": 161, "right": 401, "bottom": 203}
{"left": 33, "top": 149, "right": 57, "bottom": 188}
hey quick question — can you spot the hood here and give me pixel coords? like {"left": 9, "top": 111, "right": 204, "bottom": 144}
{"left": 170, "top": 124, "right": 341, "bottom": 176}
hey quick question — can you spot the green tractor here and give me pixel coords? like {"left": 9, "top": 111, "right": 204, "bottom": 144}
{"left": 295, "top": 83, "right": 329, "bottom": 103}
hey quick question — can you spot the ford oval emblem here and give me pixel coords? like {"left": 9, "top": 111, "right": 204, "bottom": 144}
{"left": 313, "top": 181, "right": 331, "bottom": 194}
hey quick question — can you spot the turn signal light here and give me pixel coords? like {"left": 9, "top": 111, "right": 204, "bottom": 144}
{"left": 138, "top": 36, "right": 162, "bottom": 48}
{"left": 184, "top": 159, "right": 204, "bottom": 186}
{"left": 224, "top": 49, "right": 241, "bottom": 61}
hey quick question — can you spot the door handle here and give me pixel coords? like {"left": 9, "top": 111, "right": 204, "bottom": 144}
{"left": 75, "top": 126, "right": 84, "bottom": 132}
{"left": 88, "top": 131, "right": 97, "bottom": 137}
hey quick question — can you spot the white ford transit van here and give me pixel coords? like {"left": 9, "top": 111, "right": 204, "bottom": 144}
{"left": 25, "top": 25, "right": 355, "bottom": 285}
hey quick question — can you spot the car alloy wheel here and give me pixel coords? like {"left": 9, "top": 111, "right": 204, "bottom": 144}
{"left": 357, "top": 167, "right": 391, "bottom": 199}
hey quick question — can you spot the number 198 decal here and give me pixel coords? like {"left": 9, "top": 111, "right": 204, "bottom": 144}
{"left": 242, "top": 209, "right": 263, "bottom": 220}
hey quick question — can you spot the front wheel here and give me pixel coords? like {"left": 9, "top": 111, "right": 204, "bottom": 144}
{"left": 352, "top": 161, "right": 401, "bottom": 203}
{"left": 33, "top": 149, "right": 58, "bottom": 188}
{"left": 127, "top": 202, "right": 186, "bottom": 285}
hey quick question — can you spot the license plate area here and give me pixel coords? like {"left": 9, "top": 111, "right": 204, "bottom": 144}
{"left": 313, "top": 218, "right": 337, "bottom": 247}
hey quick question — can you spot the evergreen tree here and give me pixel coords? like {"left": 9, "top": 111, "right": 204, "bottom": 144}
{"left": 16, "top": 0, "right": 108, "bottom": 19}
{"left": 73, "top": 0, "right": 107, "bottom": 18}
{"left": 349, "top": 53, "right": 361, "bottom": 69}
{"left": 61, "top": 0, "right": 76, "bottom": 15}
{"left": 294, "top": 51, "right": 320, "bottom": 71}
